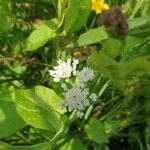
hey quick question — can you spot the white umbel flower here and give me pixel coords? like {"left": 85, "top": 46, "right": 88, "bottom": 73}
{"left": 89, "top": 93, "right": 98, "bottom": 102}
{"left": 64, "top": 86, "right": 90, "bottom": 113}
{"left": 49, "top": 59, "right": 72, "bottom": 82}
{"left": 61, "top": 83, "right": 68, "bottom": 91}
{"left": 77, "top": 111, "right": 84, "bottom": 118}
{"left": 49, "top": 58, "right": 79, "bottom": 82}
{"left": 72, "top": 59, "right": 79, "bottom": 75}
{"left": 77, "top": 67, "right": 95, "bottom": 83}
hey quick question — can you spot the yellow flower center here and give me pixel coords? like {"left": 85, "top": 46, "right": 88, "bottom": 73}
{"left": 91, "top": 0, "right": 109, "bottom": 14}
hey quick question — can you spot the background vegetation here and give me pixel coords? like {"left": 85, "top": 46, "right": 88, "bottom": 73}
{"left": 0, "top": 0, "right": 150, "bottom": 149}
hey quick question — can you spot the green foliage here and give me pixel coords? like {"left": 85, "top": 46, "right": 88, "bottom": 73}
{"left": 85, "top": 119, "right": 119, "bottom": 144}
{"left": 0, "top": 141, "right": 51, "bottom": 150}
{"left": 89, "top": 52, "right": 150, "bottom": 90}
{"left": 0, "top": 6, "right": 13, "bottom": 36}
{"left": 59, "top": 137, "right": 86, "bottom": 150}
{"left": 65, "top": 0, "right": 91, "bottom": 33}
{"left": 14, "top": 86, "right": 65, "bottom": 131}
{"left": 66, "top": 27, "right": 108, "bottom": 48}
{"left": 0, "top": 89, "right": 25, "bottom": 138}
{"left": 0, "top": 0, "right": 150, "bottom": 149}
{"left": 26, "top": 19, "right": 58, "bottom": 51}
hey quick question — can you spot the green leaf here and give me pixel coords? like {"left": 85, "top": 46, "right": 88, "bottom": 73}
{"left": 26, "top": 19, "right": 57, "bottom": 51}
{"left": 0, "top": 91, "right": 25, "bottom": 138}
{"left": 14, "top": 86, "right": 65, "bottom": 131}
{"left": 128, "top": 15, "right": 150, "bottom": 30}
{"left": 119, "top": 55, "right": 150, "bottom": 76}
{"left": 101, "top": 36, "right": 146, "bottom": 58}
{"left": 0, "top": 141, "right": 12, "bottom": 150}
{"left": 88, "top": 52, "right": 127, "bottom": 90}
{"left": 104, "top": 120, "right": 120, "bottom": 135}
{"left": 89, "top": 51, "right": 150, "bottom": 90}
{"left": 59, "top": 136, "right": 86, "bottom": 150}
{"left": 0, "top": 141, "right": 51, "bottom": 150}
{"left": 0, "top": 6, "right": 13, "bottom": 36}
{"left": 85, "top": 119, "right": 109, "bottom": 144}
{"left": 65, "top": 0, "right": 91, "bottom": 33}
{"left": 66, "top": 27, "right": 108, "bottom": 48}
{"left": 14, "top": 142, "right": 51, "bottom": 150}
{"left": 101, "top": 38, "right": 123, "bottom": 58}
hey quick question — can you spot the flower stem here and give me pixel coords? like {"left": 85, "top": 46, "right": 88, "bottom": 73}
{"left": 84, "top": 80, "right": 110, "bottom": 120}
{"left": 84, "top": 105, "right": 94, "bottom": 120}
{"left": 98, "top": 80, "right": 110, "bottom": 97}
{"left": 69, "top": 109, "right": 77, "bottom": 122}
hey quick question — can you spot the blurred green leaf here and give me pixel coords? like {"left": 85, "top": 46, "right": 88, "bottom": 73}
{"left": 85, "top": 119, "right": 109, "bottom": 144}
{"left": 88, "top": 52, "right": 127, "bottom": 90}
{"left": 14, "top": 142, "right": 51, "bottom": 150}
{"left": 89, "top": 51, "right": 150, "bottom": 90}
{"left": 59, "top": 136, "right": 86, "bottom": 150}
{"left": 0, "top": 141, "right": 12, "bottom": 150}
{"left": 101, "top": 36, "right": 146, "bottom": 58}
{"left": 0, "top": 6, "right": 13, "bottom": 36}
{"left": 66, "top": 27, "right": 108, "bottom": 48}
{"left": 101, "top": 38, "right": 123, "bottom": 58}
{"left": 119, "top": 55, "right": 150, "bottom": 76}
{"left": 128, "top": 15, "right": 150, "bottom": 31}
{"left": 104, "top": 120, "right": 120, "bottom": 135}
{"left": 0, "top": 141, "right": 51, "bottom": 150}
{"left": 0, "top": 91, "right": 25, "bottom": 138}
{"left": 65, "top": 0, "right": 91, "bottom": 33}
{"left": 26, "top": 19, "right": 58, "bottom": 51}
{"left": 14, "top": 86, "right": 65, "bottom": 131}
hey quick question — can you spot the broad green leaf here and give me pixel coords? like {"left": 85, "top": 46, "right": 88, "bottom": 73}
{"left": 89, "top": 52, "right": 150, "bottom": 90}
{"left": 0, "top": 6, "right": 13, "bottom": 36}
{"left": 85, "top": 119, "right": 109, "bottom": 144}
{"left": 128, "top": 15, "right": 150, "bottom": 30}
{"left": 104, "top": 120, "right": 120, "bottom": 135}
{"left": 65, "top": 0, "right": 91, "bottom": 33}
{"left": 66, "top": 27, "right": 108, "bottom": 48}
{"left": 101, "top": 36, "right": 146, "bottom": 58}
{"left": 128, "top": 23, "right": 150, "bottom": 37}
{"left": 0, "top": 91, "right": 25, "bottom": 138}
{"left": 119, "top": 55, "right": 150, "bottom": 76}
{"left": 0, "top": 141, "right": 12, "bottom": 150}
{"left": 26, "top": 19, "right": 57, "bottom": 51}
{"left": 101, "top": 38, "right": 123, "bottom": 58}
{"left": 14, "top": 86, "right": 65, "bottom": 131}
{"left": 89, "top": 52, "right": 126, "bottom": 90}
{"left": 59, "top": 137, "right": 86, "bottom": 150}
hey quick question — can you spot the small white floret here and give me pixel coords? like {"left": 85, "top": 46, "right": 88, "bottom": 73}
{"left": 77, "top": 67, "right": 95, "bottom": 83}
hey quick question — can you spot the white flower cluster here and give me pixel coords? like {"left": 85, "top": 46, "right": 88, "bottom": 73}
{"left": 63, "top": 85, "right": 98, "bottom": 118}
{"left": 49, "top": 58, "right": 98, "bottom": 118}
{"left": 49, "top": 59, "right": 79, "bottom": 82}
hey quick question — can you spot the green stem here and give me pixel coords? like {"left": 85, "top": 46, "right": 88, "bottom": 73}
{"left": 129, "top": 0, "right": 144, "bottom": 19}
{"left": 69, "top": 109, "right": 77, "bottom": 122}
{"left": 146, "top": 134, "right": 150, "bottom": 150}
{"left": 90, "top": 15, "right": 97, "bottom": 29}
{"left": 84, "top": 105, "right": 94, "bottom": 120}
{"left": 84, "top": 80, "right": 110, "bottom": 120}
{"left": 98, "top": 80, "right": 110, "bottom": 97}
{"left": 136, "top": 135, "right": 144, "bottom": 150}
{"left": 50, "top": 124, "right": 66, "bottom": 145}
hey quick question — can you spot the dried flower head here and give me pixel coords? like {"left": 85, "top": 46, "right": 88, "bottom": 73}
{"left": 101, "top": 6, "right": 128, "bottom": 38}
